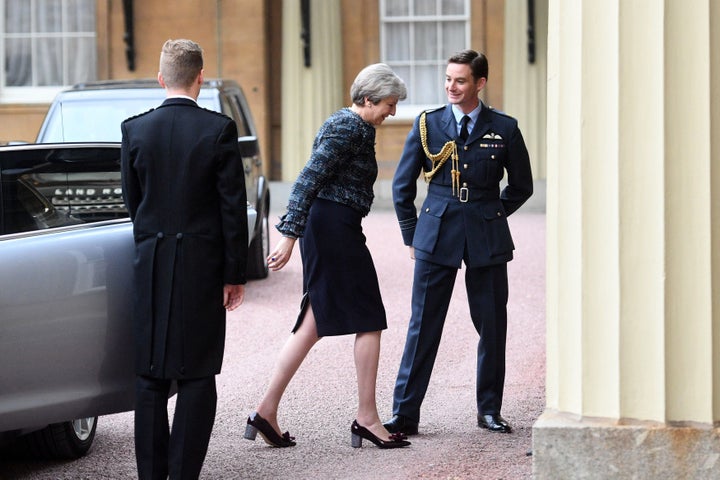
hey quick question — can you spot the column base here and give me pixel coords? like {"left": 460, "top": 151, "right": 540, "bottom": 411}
{"left": 532, "top": 410, "right": 720, "bottom": 479}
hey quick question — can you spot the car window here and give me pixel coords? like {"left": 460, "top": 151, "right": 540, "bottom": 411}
{"left": 0, "top": 147, "right": 127, "bottom": 235}
{"left": 1, "top": 161, "right": 73, "bottom": 235}
{"left": 61, "top": 170, "right": 126, "bottom": 223}
{"left": 40, "top": 98, "right": 158, "bottom": 143}
{"left": 218, "top": 95, "right": 244, "bottom": 136}
{"left": 229, "top": 95, "right": 252, "bottom": 137}
{"left": 1, "top": 176, "right": 60, "bottom": 234}
{"left": 38, "top": 91, "right": 223, "bottom": 143}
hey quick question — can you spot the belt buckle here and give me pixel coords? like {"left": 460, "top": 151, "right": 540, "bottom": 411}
{"left": 459, "top": 186, "right": 469, "bottom": 203}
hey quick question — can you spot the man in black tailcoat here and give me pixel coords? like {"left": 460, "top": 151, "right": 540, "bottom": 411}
{"left": 385, "top": 50, "right": 533, "bottom": 436}
{"left": 121, "top": 39, "right": 248, "bottom": 479}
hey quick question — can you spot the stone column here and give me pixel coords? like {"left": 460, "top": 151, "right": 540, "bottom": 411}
{"left": 535, "top": 0, "right": 720, "bottom": 478}
{"left": 280, "top": 0, "right": 342, "bottom": 181}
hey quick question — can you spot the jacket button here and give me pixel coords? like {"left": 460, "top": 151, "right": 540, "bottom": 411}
{"left": 464, "top": 146, "right": 469, "bottom": 151}
{"left": 149, "top": 364, "right": 154, "bottom": 372}
{"left": 176, "top": 233, "right": 183, "bottom": 240}
{"left": 157, "top": 232, "right": 164, "bottom": 239}
{"left": 497, "top": 211, "right": 502, "bottom": 217}
{"left": 425, "top": 208, "right": 430, "bottom": 213}
{"left": 491, "top": 154, "right": 496, "bottom": 159}
{"left": 464, "top": 164, "right": 468, "bottom": 169}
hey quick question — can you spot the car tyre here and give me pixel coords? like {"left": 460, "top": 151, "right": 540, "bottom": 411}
{"left": 14, "top": 416, "right": 98, "bottom": 460}
{"left": 246, "top": 196, "right": 270, "bottom": 279}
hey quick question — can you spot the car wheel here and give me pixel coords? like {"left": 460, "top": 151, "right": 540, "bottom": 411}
{"left": 14, "top": 416, "right": 98, "bottom": 459}
{"left": 246, "top": 199, "right": 270, "bottom": 279}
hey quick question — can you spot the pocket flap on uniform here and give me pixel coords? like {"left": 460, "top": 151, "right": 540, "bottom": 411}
{"left": 482, "top": 203, "right": 505, "bottom": 220}
{"left": 420, "top": 198, "right": 449, "bottom": 218}
{"left": 480, "top": 202, "right": 514, "bottom": 257}
{"left": 413, "top": 197, "right": 449, "bottom": 254}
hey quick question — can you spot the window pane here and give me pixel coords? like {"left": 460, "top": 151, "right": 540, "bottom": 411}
{"left": 66, "top": 0, "right": 95, "bottom": 31}
{"left": 413, "top": 0, "right": 435, "bottom": 16}
{"left": 441, "top": 0, "right": 466, "bottom": 15}
{"left": 67, "top": 37, "right": 95, "bottom": 83}
{"left": 415, "top": 64, "right": 443, "bottom": 104}
{"left": 393, "top": 65, "right": 410, "bottom": 89}
{"left": 384, "top": 23, "right": 410, "bottom": 61}
{"left": 414, "top": 22, "right": 437, "bottom": 61}
{"left": 5, "top": 38, "right": 32, "bottom": 86}
{"left": 36, "top": 38, "right": 63, "bottom": 85}
{"left": 380, "top": 1, "right": 468, "bottom": 108}
{"left": 2, "top": 0, "right": 97, "bottom": 89}
{"left": 441, "top": 21, "right": 467, "bottom": 58}
{"left": 5, "top": 1, "right": 30, "bottom": 34}
{"left": 384, "top": 0, "right": 408, "bottom": 16}
{"left": 35, "top": 0, "right": 63, "bottom": 33}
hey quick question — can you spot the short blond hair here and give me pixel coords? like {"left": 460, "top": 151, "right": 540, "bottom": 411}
{"left": 159, "top": 39, "right": 203, "bottom": 89}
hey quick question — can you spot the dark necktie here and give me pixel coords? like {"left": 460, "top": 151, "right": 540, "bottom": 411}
{"left": 460, "top": 115, "right": 470, "bottom": 141}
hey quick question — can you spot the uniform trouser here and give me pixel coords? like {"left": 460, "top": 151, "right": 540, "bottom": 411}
{"left": 135, "top": 375, "right": 217, "bottom": 480}
{"left": 392, "top": 259, "right": 509, "bottom": 422}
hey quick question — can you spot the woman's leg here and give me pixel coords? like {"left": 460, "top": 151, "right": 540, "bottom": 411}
{"left": 354, "top": 330, "right": 394, "bottom": 440}
{"left": 256, "top": 305, "right": 320, "bottom": 435}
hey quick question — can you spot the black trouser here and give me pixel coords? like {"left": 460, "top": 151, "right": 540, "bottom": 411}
{"left": 135, "top": 375, "right": 217, "bottom": 480}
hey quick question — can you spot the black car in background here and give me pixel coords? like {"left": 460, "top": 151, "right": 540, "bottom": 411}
{"left": 37, "top": 79, "right": 270, "bottom": 279}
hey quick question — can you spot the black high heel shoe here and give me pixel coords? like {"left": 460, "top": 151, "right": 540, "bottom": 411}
{"left": 350, "top": 420, "right": 411, "bottom": 449}
{"left": 244, "top": 412, "right": 296, "bottom": 447}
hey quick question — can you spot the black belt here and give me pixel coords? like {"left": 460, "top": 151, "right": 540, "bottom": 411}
{"left": 427, "top": 183, "right": 499, "bottom": 203}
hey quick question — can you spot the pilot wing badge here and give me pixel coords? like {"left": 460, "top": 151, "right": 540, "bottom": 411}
{"left": 482, "top": 132, "right": 503, "bottom": 140}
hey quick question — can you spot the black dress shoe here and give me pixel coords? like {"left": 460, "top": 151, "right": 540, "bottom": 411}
{"left": 477, "top": 414, "right": 512, "bottom": 433}
{"left": 244, "top": 412, "right": 296, "bottom": 447}
{"left": 350, "top": 420, "right": 411, "bottom": 449}
{"left": 383, "top": 414, "right": 419, "bottom": 436}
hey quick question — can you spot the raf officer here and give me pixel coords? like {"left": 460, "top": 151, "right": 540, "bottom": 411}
{"left": 384, "top": 49, "right": 533, "bottom": 436}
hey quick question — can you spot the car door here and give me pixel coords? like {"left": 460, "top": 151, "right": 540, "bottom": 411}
{"left": 0, "top": 144, "right": 135, "bottom": 436}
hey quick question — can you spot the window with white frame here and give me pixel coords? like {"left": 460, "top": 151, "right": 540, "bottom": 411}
{"left": 1, "top": 0, "right": 96, "bottom": 103}
{"left": 380, "top": 0, "right": 470, "bottom": 117}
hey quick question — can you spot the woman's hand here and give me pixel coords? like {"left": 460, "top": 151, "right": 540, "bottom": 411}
{"left": 267, "top": 236, "right": 297, "bottom": 271}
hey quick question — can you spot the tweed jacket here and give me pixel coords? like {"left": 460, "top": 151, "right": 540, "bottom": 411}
{"left": 277, "top": 108, "right": 377, "bottom": 238}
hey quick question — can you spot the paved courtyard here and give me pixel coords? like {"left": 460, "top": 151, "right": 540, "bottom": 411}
{"left": 1, "top": 197, "right": 546, "bottom": 479}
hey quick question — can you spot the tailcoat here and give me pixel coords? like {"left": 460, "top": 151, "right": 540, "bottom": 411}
{"left": 121, "top": 97, "right": 248, "bottom": 380}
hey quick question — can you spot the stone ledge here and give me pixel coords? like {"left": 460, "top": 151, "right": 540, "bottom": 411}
{"left": 532, "top": 410, "right": 720, "bottom": 479}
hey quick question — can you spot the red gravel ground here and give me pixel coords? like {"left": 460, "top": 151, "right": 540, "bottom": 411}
{"left": 0, "top": 208, "right": 545, "bottom": 480}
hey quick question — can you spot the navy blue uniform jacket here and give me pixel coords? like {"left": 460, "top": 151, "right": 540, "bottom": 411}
{"left": 393, "top": 103, "right": 533, "bottom": 268}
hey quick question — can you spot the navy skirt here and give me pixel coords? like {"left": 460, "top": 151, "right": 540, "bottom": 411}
{"left": 294, "top": 198, "right": 387, "bottom": 337}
